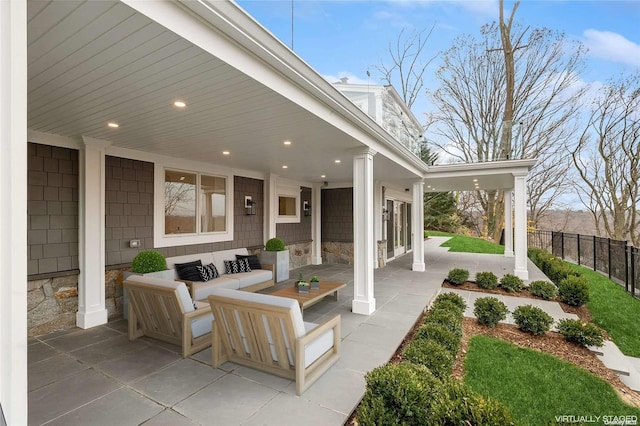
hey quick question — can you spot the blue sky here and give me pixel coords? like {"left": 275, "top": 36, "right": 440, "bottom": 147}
{"left": 236, "top": 0, "right": 640, "bottom": 122}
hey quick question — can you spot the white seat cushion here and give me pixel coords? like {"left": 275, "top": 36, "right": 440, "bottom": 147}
{"left": 303, "top": 322, "right": 334, "bottom": 368}
{"left": 232, "top": 269, "right": 273, "bottom": 288}
{"left": 191, "top": 313, "right": 214, "bottom": 339}
{"left": 192, "top": 276, "right": 240, "bottom": 300}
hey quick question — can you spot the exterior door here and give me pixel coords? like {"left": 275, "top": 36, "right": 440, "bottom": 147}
{"left": 386, "top": 200, "right": 394, "bottom": 259}
{"left": 394, "top": 201, "right": 406, "bottom": 257}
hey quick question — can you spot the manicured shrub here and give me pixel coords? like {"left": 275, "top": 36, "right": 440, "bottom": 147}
{"left": 557, "top": 319, "right": 605, "bottom": 348}
{"left": 264, "top": 237, "right": 285, "bottom": 251}
{"left": 414, "top": 323, "right": 460, "bottom": 354}
{"left": 131, "top": 250, "right": 167, "bottom": 274}
{"left": 499, "top": 274, "right": 524, "bottom": 293}
{"left": 512, "top": 305, "right": 554, "bottom": 335}
{"left": 432, "top": 380, "right": 515, "bottom": 425}
{"left": 358, "top": 362, "right": 442, "bottom": 426}
{"left": 424, "top": 308, "right": 463, "bottom": 337}
{"left": 475, "top": 271, "right": 499, "bottom": 289}
{"left": 558, "top": 276, "right": 590, "bottom": 306}
{"left": 432, "top": 292, "right": 467, "bottom": 312}
{"left": 402, "top": 339, "right": 453, "bottom": 380}
{"left": 527, "top": 247, "right": 545, "bottom": 265}
{"left": 474, "top": 297, "right": 509, "bottom": 328}
{"left": 529, "top": 280, "right": 558, "bottom": 300}
{"left": 447, "top": 268, "right": 470, "bottom": 285}
{"left": 430, "top": 299, "right": 465, "bottom": 316}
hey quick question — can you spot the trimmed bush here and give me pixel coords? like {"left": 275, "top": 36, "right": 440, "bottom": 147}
{"left": 432, "top": 292, "right": 467, "bottom": 312}
{"left": 529, "top": 280, "right": 558, "bottom": 300}
{"left": 529, "top": 249, "right": 579, "bottom": 285}
{"left": 265, "top": 237, "right": 285, "bottom": 251}
{"left": 558, "top": 276, "right": 590, "bottom": 306}
{"left": 499, "top": 274, "right": 524, "bottom": 293}
{"left": 475, "top": 271, "right": 499, "bottom": 289}
{"left": 474, "top": 297, "right": 508, "bottom": 328}
{"left": 430, "top": 299, "right": 465, "bottom": 316}
{"left": 432, "top": 380, "right": 515, "bottom": 425}
{"left": 512, "top": 305, "right": 554, "bottom": 335}
{"left": 358, "top": 362, "right": 442, "bottom": 426}
{"left": 131, "top": 250, "right": 167, "bottom": 274}
{"left": 557, "top": 319, "right": 605, "bottom": 348}
{"left": 402, "top": 339, "right": 453, "bottom": 380}
{"left": 447, "top": 268, "right": 470, "bottom": 285}
{"left": 424, "top": 308, "right": 463, "bottom": 337}
{"left": 414, "top": 323, "right": 460, "bottom": 354}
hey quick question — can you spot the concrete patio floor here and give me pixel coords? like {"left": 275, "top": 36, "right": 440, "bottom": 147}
{"left": 28, "top": 237, "right": 542, "bottom": 426}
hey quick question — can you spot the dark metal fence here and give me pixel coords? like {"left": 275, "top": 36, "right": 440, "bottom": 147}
{"left": 528, "top": 230, "right": 639, "bottom": 299}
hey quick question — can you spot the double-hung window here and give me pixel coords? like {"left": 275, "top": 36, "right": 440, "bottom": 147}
{"left": 155, "top": 166, "right": 232, "bottom": 247}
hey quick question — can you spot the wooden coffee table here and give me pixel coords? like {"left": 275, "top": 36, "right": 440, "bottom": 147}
{"left": 270, "top": 281, "right": 346, "bottom": 314}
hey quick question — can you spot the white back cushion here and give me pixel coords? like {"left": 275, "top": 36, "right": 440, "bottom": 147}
{"left": 124, "top": 275, "right": 194, "bottom": 313}
{"left": 165, "top": 253, "right": 215, "bottom": 278}
{"left": 211, "top": 248, "right": 249, "bottom": 276}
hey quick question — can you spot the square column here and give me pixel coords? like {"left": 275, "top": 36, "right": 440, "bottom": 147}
{"left": 352, "top": 149, "right": 376, "bottom": 315}
{"left": 77, "top": 137, "right": 110, "bottom": 328}
{"left": 0, "top": 0, "right": 28, "bottom": 422}
{"left": 504, "top": 189, "right": 514, "bottom": 257}
{"left": 412, "top": 180, "right": 425, "bottom": 271}
{"left": 264, "top": 173, "right": 277, "bottom": 242}
{"left": 311, "top": 183, "right": 322, "bottom": 265}
{"left": 513, "top": 173, "right": 529, "bottom": 279}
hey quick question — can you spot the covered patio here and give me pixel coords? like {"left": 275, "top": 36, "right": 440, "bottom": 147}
{"left": 27, "top": 238, "right": 546, "bottom": 425}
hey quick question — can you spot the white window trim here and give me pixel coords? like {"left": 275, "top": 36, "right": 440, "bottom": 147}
{"left": 154, "top": 163, "right": 234, "bottom": 247}
{"left": 276, "top": 185, "right": 300, "bottom": 224}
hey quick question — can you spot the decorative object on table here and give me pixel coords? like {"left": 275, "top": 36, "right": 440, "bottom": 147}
{"left": 296, "top": 273, "right": 309, "bottom": 294}
{"left": 310, "top": 275, "right": 320, "bottom": 290}
{"left": 259, "top": 237, "right": 289, "bottom": 283}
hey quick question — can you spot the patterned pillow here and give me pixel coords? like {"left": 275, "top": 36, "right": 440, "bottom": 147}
{"left": 196, "top": 263, "right": 219, "bottom": 281}
{"left": 224, "top": 258, "right": 251, "bottom": 274}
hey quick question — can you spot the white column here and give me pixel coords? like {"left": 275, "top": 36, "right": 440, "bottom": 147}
{"left": 0, "top": 0, "right": 27, "bottom": 422}
{"left": 311, "top": 183, "right": 322, "bottom": 264}
{"left": 352, "top": 149, "right": 376, "bottom": 315}
{"left": 504, "top": 189, "right": 514, "bottom": 257}
{"left": 76, "top": 137, "right": 110, "bottom": 328}
{"left": 513, "top": 173, "right": 529, "bottom": 279}
{"left": 264, "top": 173, "right": 277, "bottom": 242}
{"left": 412, "top": 180, "right": 425, "bottom": 271}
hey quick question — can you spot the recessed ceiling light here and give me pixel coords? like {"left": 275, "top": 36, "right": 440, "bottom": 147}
{"left": 334, "top": 159, "right": 341, "bottom": 164}
{"left": 282, "top": 165, "right": 288, "bottom": 169}
{"left": 179, "top": 176, "right": 185, "bottom": 181}
{"left": 473, "top": 179, "right": 478, "bottom": 182}
{"left": 321, "top": 175, "right": 326, "bottom": 178}
{"left": 174, "top": 101, "right": 186, "bottom": 108}
{"left": 107, "top": 122, "right": 119, "bottom": 128}
{"left": 283, "top": 141, "right": 292, "bottom": 145}
{"left": 222, "top": 151, "right": 230, "bottom": 155}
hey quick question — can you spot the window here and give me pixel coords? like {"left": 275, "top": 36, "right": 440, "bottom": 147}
{"left": 276, "top": 186, "right": 300, "bottom": 223}
{"left": 164, "top": 169, "right": 227, "bottom": 236}
{"left": 279, "top": 196, "right": 297, "bottom": 216}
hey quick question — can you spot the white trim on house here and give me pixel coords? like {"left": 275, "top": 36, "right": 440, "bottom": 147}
{"left": 1, "top": 1, "right": 28, "bottom": 422}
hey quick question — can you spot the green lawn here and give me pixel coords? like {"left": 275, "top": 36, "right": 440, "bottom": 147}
{"left": 425, "top": 230, "right": 505, "bottom": 254}
{"left": 464, "top": 336, "right": 640, "bottom": 425}
{"left": 569, "top": 264, "right": 640, "bottom": 358}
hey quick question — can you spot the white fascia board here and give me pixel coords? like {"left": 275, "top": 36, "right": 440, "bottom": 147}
{"left": 426, "top": 159, "right": 538, "bottom": 179}
{"left": 123, "top": 0, "right": 427, "bottom": 179}
{"left": 27, "top": 129, "right": 82, "bottom": 150}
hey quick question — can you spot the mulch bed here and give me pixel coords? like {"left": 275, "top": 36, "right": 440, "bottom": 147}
{"left": 345, "top": 282, "right": 640, "bottom": 425}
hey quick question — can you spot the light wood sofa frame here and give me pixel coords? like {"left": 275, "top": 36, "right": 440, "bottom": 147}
{"left": 208, "top": 290, "right": 341, "bottom": 395}
{"left": 124, "top": 277, "right": 213, "bottom": 358}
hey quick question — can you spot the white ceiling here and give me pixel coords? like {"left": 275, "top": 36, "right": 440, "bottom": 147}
{"left": 27, "top": 0, "right": 423, "bottom": 186}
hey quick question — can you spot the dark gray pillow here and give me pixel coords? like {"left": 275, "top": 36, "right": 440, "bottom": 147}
{"left": 175, "top": 260, "right": 202, "bottom": 282}
{"left": 236, "top": 254, "right": 261, "bottom": 270}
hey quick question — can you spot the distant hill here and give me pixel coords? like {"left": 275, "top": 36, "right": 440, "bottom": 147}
{"left": 535, "top": 210, "right": 601, "bottom": 236}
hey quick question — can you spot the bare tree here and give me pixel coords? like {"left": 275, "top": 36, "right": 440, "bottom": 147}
{"left": 427, "top": 2, "right": 586, "bottom": 240}
{"left": 374, "top": 26, "right": 437, "bottom": 109}
{"left": 572, "top": 73, "right": 640, "bottom": 245}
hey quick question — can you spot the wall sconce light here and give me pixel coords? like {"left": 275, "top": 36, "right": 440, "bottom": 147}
{"left": 245, "top": 196, "right": 256, "bottom": 215}
{"left": 382, "top": 208, "right": 390, "bottom": 221}
{"left": 303, "top": 200, "right": 311, "bottom": 216}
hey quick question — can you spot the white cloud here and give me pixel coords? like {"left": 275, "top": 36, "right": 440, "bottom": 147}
{"left": 323, "top": 72, "right": 375, "bottom": 85}
{"left": 583, "top": 29, "right": 640, "bottom": 67}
